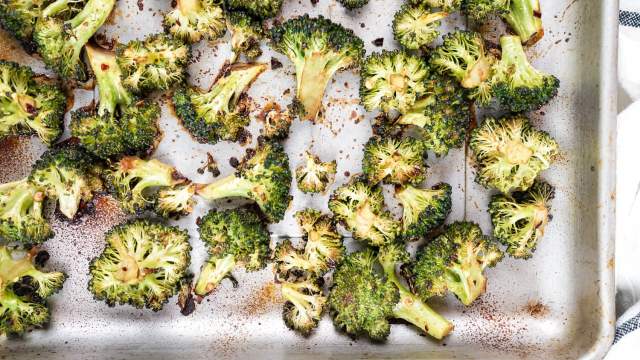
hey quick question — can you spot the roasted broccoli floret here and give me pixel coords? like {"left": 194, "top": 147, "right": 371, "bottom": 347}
{"left": 227, "top": 0, "right": 283, "bottom": 19}
{"left": 194, "top": 207, "right": 270, "bottom": 297}
{"left": 195, "top": 140, "right": 292, "bottom": 223}
{"left": 29, "top": 145, "right": 100, "bottom": 219}
{"left": 411, "top": 0, "right": 462, "bottom": 12}
{"left": 329, "top": 177, "right": 399, "bottom": 246}
{"left": 362, "top": 137, "right": 428, "bottom": 185}
{"left": 33, "top": 0, "right": 116, "bottom": 81}
{"left": 0, "top": 0, "right": 46, "bottom": 51}
{"left": 491, "top": 35, "right": 559, "bottom": 112}
{"left": 393, "top": 72, "right": 470, "bottom": 156}
{"left": 337, "top": 0, "right": 369, "bottom": 10}
{"left": 70, "top": 45, "right": 161, "bottom": 159}
{"left": 295, "top": 151, "right": 337, "bottom": 194}
{"left": 461, "top": 0, "right": 509, "bottom": 21}
{"left": 270, "top": 15, "right": 365, "bottom": 121}
{"left": 360, "top": 50, "right": 429, "bottom": 114}
{"left": 0, "top": 246, "right": 65, "bottom": 336}
{"left": 259, "top": 102, "right": 292, "bottom": 140}
{"left": 329, "top": 247, "right": 453, "bottom": 341}
{"left": 227, "top": 12, "right": 263, "bottom": 63}
{"left": 489, "top": 180, "right": 554, "bottom": 259}
{"left": 105, "top": 156, "right": 195, "bottom": 217}
{"left": 430, "top": 30, "right": 495, "bottom": 105}
{"left": 393, "top": 4, "right": 448, "bottom": 51}
{"left": 464, "top": 0, "right": 543, "bottom": 45}
{"left": 414, "top": 222, "right": 503, "bottom": 305}
{"left": 0, "top": 178, "right": 51, "bottom": 244}
{"left": 163, "top": 0, "right": 226, "bottom": 44}
{"left": 396, "top": 183, "right": 452, "bottom": 242}
{"left": 116, "top": 34, "right": 190, "bottom": 94}
{"left": 281, "top": 277, "right": 326, "bottom": 336}
{"left": 469, "top": 115, "right": 559, "bottom": 194}
{"left": 88, "top": 220, "right": 191, "bottom": 311}
{"left": 172, "top": 62, "right": 267, "bottom": 144}
{"left": 0, "top": 60, "right": 66, "bottom": 145}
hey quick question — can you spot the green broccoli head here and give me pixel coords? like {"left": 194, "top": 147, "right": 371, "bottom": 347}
{"left": 396, "top": 183, "right": 452, "bottom": 242}
{"left": 0, "top": 60, "right": 66, "bottom": 145}
{"left": 410, "top": 0, "right": 462, "bottom": 12}
{"left": 360, "top": 50, "right": 429, "bottom": 114}
{"left": 489, "top": 180, "right": 554, "bottom": 259}
{"left": 414, "top": 221, "right": 503, "bottom": 305}
{"left": 259, "top": 102, "right": 292, "bottom": 140}
{"left": 105, "top": 157, "right": 195, "bottom": 217}
{"left": 337, "top": 0, "right": 369, "bottom": 10}
{"left": 34, "top": 0, "right": 116, "bottom": 81}
{"left": 0, "top": 246, "right": 65, "bottom": 336}
{"left": 362, "top": 137, "right": 428, "bottom": 185}
{"left": 29, "top": 145, "right": 100, "bottom": 219}
{"left": 430, "top": 30, "right": 495, "bottom": 105}
{"left": 0, "top": 0, "right": 49, "bottom": 52}
{"left": 270, "top": 15, "right": 365, "bottom": 121}
{"left": 195, "top": 140, "right": 292, "bottom": 223}
{"left": 173, "top": 62, "right": 267, "bottom": 144}
{"left": 116, "top": 33, "right": 191, "bottom": 94}
{"left": 227, "top": 12, "right": 264, "bottom": 63}
{"left": 295, "top": 151, "right": 337, "bottom": 194}
{"left": 194, "top": 207, "right": 270, "bottom": 297}
{"left": 88, "top": 220, "right": 191, "bottom": 311}
{"left": 469, "top": 115, "right": 559, "bottom": 194}
{"left": 393, "top": 4, "right": 448, "bottom": 51}
{"left": 328, "top": 177, "right": 399, "bottom": 247}
{"left": 394, "top": 73, "right": 470, "bottom": 156}
{"left": 462, "top": 0, "right": 509, "bottom": 21}
{"left": 0, "top": 178, "right": 52, "bottom": 244}
{"left": 491, "top": 35, "right": 559, "bottom": 112}
{"left": 163, "top": 0, "right": 226, "bottom": 44}
{"left": 296, "top": 209, "right": 344, "bottom": 273}
{"left": 227, "top": 0, "right": 283, "bottom": 19}
{"left": 281, "top": 278, "right": 327, "bottom": 336}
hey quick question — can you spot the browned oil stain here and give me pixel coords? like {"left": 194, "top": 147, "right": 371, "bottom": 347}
{"left": 524, "top": 301, "right": 550, "bottom": 319}
{"left": 0, "top": 137, "right": 34, "bottom": 181}
{"left": 560, "top": 0, "right": 581, "bottom": 22}
{"left": 607, "top": 258, "right": 615, "bottom": 270}
{"left": 240, "top": 282, "right": 281, "bottom": 317}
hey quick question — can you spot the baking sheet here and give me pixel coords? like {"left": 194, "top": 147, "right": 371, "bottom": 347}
{"left": 0, "top": 0, "right": 617, "bottom": 358}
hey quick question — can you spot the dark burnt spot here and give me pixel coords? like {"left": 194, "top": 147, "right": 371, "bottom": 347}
{"left": 372, "top": 38, "right": 384, "bottom": 47}
{"left": 34, "top": 251, "right": 50, "bottom": 267}
{"left": 229, "top": 157, "right": 240, "bottom": 168}
{"left": 270, "top": 57, "right": 283, "bottom": 70}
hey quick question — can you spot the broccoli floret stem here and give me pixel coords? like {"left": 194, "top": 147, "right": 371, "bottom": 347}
{"left": 296, "top": 53, "right": 347, "bottom": 120}
{"left": 503, "top": 0, "right": 543, "bottom": 45}
{"left": 41, "top": 167, "right": 88, "bottom": 219}
{"left": 395, "top": 97, "right": 434, "bottom": 128}
{"left": 194, "top": 254, "right": 236, "bottom": 296}
{"left": 281, "top": 282, "right": 322, "bottom": 317}
{"left": 178, "top": 0, "right": 200, "bottom": 13}
{"left": 444, "top": 242, "right": 490, "bottom": 305}
{"left": 196, "top": 175, "right": 255, "bottom": 201}
{"left": 498, "top": 35, "right": 543, "bottom": 86}
{"left": 85, "top": 44, "right": 132, "bottom": 115}
{"left": 42, "top": 0, "right": 75, "bottom": 18}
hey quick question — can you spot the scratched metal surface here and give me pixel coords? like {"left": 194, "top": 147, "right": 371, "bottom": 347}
{"left": 0, "top": 0, "right": 617, "bottom": 359}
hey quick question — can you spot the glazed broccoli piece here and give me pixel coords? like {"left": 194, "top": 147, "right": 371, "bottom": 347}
{"left": 281, "top": 277, "right": 327, "bottom": 336}
{"left": 469, "top": 115, "right": 559, "bottom": 194}
{"left": 33, "top": 0, "right": 116, "bottom": 81}
{"left": 329, "top": 177, "right": 399, "bottom": 246}
{"left": 337, "top": 0, "right": 369, "bottom": 10}
{"left": 70, "top": 45, "right": 161, "bottom": 159}
{"left": 295, "top": 151, "right": 337, "bottom": 194}
{"left": 259, "top": 102, "right": 292, "bottom": 140}
{"left": 414, "top": 222, "right": 503, "bottom": 305}
{"left": 195, "top": 140, "right": 292, "bottom": 222}
{"left": 0, "top": 179, "right": 52, "bottom": 244}
{"left": 270, "top": 15, "right": 365, "bottom": 121}
{"left": 194, "top": 207, "right": 270, "bottom": 297}
{"left": 362, "top": 137, "right": 428, "bottom": 185}
{"left": 105, "top": 157, "right": 195, "bottom": 217}
{"left": 227, "top": 12, "right": 264, "bottom": 63}
{"left": 227, "top": 0, "right": 283, "bottom": 19}
{"left": 88, "top": 220, "right": 191, "bottom": 311}
{"left": 393, "top": 4, "right": 448, "bottom": 51}
{"left": 464, "top": 0, "right": 543, "bottom": 45}
{"left": 329, "top": 247, "right": 453, "bottom": 341}
{"left": 0, "top": 246, "right": 66, "bottom": 336}
{"left": 411, "top": 0, "right": 462, "bottom": 12}
{"left": 396, "top": 183, "right": 452, "bottom": 242}
{"left": 29, "top": 145, "right": 100, "bottom": 219}
{"left": 491, "top": 35, "right": 559, "bottom": 112}
{"left": 172, "top": 62, "right": 267, "bottom": 144}
{"left": 360, "top": 50, "right": 429, "bottom": 114}
{"left": 430, "top": 30, "right": 495, "bottom": 105}
{"left": 393, "top": 73, "right": 470, "bottom": 156}
{"left": 489, "top": 180, "right": 554, "bottom": 259}
{"left": 116, "top": 34, "right": 190, "bottom": 94}
{"left": 0, "top": 60, "right": 66, "bottom": 145}
{"left": 163, "top": 0, "right": 226, "bottom": 44}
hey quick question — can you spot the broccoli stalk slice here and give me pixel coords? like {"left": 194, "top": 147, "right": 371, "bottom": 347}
{"left": 195, "top": 175, "right": 255, "bottom": 201}
{"left": 85, "top": 44, "right": 133, "bottom": 115}
{"left": 395, "top": 97, "right": 433, "bottom": 128}
{"left": 194, "top": 254, "right": 236, "bottom": 296}
{"left": 503, "top": 0, "right": 543, "bottom": 45}
{"left": 42, "top": 0, "right": 76, "bottom": 18}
